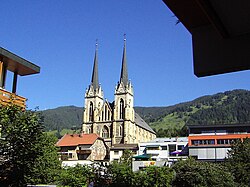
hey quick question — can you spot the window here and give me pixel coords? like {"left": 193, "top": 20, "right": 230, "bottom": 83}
{"left": 191, "top": 139, "right": 215, "bottom": 145}
{"left": 169, "top": 144, "right": 176, "bottom": 156}
{"left": 178, "top": 145, "right": 184, "bottom": 150}
{"left": 119, "top": 99, "right": 125, "bottom": 119}
{"left": 87, "top": 127, "right": 92, "bottom": 134}
{"left": 161, "top": 146, "right": 168, "bottom": 150}
{"left": 147, "top": 146, "right": 160, "bottom": 150}
{"left": 119, "top": 125, "right": 123, "bottom": 136}
{"left": 102, "top": 126, "right": 109, "bottom": 138}
{"left": 114, "top": 151, "right": 119, "bottom": 155}
{"left": 217, "top": 139, "right": 239, "bottom": 145}
{"left": 89, "top": 102, "right": 94, "bottom": 121}
{"left": 191, "top": 140, "right": 199, "bottom": 145}
{"left": 68, "top": 153, "right": 72, "bottom": 158}
{"left": 105, "top": 106, "right": 107, "bottom": 120}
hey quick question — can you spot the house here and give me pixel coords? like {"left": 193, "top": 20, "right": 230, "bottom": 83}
{"left": 138, "top": 137, "right": 188, "bottom": 161}
{"left": 56, "top": 133, "right": 108, "bottom": 166}
{"left": 188, "top": 123, "right": 250, "bottom": 161}
{"left": 82, "top": 39, "right": 156, "bottom": 147}
{"left": 132, "top": 137, "right": 188, "bottom": 171}
{"left": 110, "top": 144, "right": 138, "bottom": 162}
{"left": 0, "top": 47, "right": 40, "bottom": 108}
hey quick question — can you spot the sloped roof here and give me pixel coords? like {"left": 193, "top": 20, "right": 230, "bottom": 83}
{"left": 111, "top": 144, "right": 138, "bottom": 150}
{"left": 56, "top": 133, "right": 100, "bottom": 147}
{"left": 135, "top": 113, "right": 156, "bottom": 134}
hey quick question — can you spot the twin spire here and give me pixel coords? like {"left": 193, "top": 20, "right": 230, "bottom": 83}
{"left": 120, "top": 35, "right": 129, "bottom": 86}
{"left": 91, "top": 41, "right": 99, "bottom": 91}
{"left": 90, "top": 36, "right": 129, "bottom": 91}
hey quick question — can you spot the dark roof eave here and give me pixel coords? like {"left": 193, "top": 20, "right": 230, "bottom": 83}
{"left": 187, "top": 123, "right": 250, "bottom": 128}
{"left": 0, "top": 47, "right": 40, "bottom": 76}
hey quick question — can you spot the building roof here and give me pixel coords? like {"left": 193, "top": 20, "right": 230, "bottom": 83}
{"left": 187, "top": 123, "right": 250, "bottom": 129}
{"left": 135, "top": 112, "right": 156, "bottom": 134}
{"left": 0, "top": 47, "right": 40, "bottom": 76}
{"left": 56, "top": 133, "right": 100, "bottom": 147}
{"left": 147, "top": 137, "right": 188, "bottom": 143}
{"left": 110, "top": 143, "right": 138, "bottom": 150}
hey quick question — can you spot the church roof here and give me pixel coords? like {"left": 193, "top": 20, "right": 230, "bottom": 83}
{"left": 135, "top": 113, "right": 156, "bottom": 134}
{"left": 119, "top": 37, "right": 129, "bottom": 86}
{"left": 56, "top": 133, "right": 101, "bottom": 147}
{"left": 91, "top": 43, "right": 99, "bottom": 91}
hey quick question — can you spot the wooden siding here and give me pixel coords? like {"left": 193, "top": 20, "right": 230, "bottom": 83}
{"left": 0, "top": 88, "right": 26, "bottom": 108}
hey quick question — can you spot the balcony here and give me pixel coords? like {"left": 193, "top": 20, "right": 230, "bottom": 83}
{"left": 0, "top": 47, "right": 40, "bottom": 110}
{"left": 0, "top": 88, "right": 26, "bottom": 108}
{"left": 76, "top": 149, "right": 92, "bottom": 154}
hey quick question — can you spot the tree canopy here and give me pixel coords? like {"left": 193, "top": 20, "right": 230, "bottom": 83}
{"left": 226, "top": 138, "right": 250, "bottom": 186}
{"left": 0, "top": 105, "right": 60, "bottom": 186}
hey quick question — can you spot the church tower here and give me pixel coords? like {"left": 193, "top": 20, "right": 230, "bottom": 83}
{"left": 82, "top": 42, "right": 104, "bottom": 135}
{"left": 82, "top": 39, "right": 156, "bottom": 147}
{"left": 112, "top": 37, "right": 136, "bottom": 144}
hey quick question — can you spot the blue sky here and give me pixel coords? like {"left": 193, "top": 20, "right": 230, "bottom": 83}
{"left": 1, "top": 0, "right": 250, "bottom": 110}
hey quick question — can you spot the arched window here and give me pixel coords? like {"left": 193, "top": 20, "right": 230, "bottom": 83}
{"left": 105, "top": 105, "right": 107, "bottom": 121}
{"left": 119, "top": 99, "right": 125, "bottom": 119}
{"left": 89, "top": 102, "right": 94, "bottom": 122}
{"left": 87, "top": 127, "right": 91, "bottom": 134}
{"left": 102, "top": 126, "right": 109, "bottom": 138}
{"left": 119, "top": 125, "right": 123, "bottom": 137}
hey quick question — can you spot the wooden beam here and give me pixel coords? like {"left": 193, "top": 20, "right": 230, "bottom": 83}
{"left": 12, "top": 72, "right": 18, "bottom": 94}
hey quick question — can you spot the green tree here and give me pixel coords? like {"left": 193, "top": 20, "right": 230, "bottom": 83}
{"left": 226, "top": 138, "right": 250, "bottom": 186}
{"left": 56, "top": 164, "right": 93, "bottom": 187}
{"left": 0, "top": 105, "right": 44, "bottom": 186}
{"left": 26, "top": 133, "right": 61, "bottom": 184}
{"left": 172, "top": 158, "right": 236, "bottom": 187}
{"left": 0, "top": 105, "right": 62, "bottom": 186}
{"left": 133, "top": 166, "right": 174, "bottom": 187}
{"left": 106, "top": 150, "right": 134, "bottom": 187}
{"left": 119, "top": 149, "right": 133, "bottom": 165}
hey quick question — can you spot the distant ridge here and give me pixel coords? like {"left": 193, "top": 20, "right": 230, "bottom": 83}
{"left": 39, "top": 106, "right": 83, "bottom": 131}
{"left": 40, "top": 89, "right": 250, "bottom": 137}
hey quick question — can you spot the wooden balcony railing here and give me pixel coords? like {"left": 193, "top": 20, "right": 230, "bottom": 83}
{"left": 0, "top": 88, "right": 26, "bottom": 108}
{"left": 76, "top": 150, "right": 92, "bottom": 154}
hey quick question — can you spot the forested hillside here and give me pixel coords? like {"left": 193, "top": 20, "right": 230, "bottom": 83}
{"left": 39, "top": 89, "right": 250, "bottom": 137}
{"left": 38, "top": 106, "right": 83, "bottom": 131}
{"left": 147, "top": 89, "right": 250, "bottom": 137}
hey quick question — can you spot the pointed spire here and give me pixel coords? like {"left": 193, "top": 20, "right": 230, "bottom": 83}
{"left": 120, "top": 34, "right": 129, "bottom": 86}
{"left": 91, "top": 40, "right": 99, "bottom": 91}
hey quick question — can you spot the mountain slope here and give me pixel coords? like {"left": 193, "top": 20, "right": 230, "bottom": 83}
{"left": 40, "top": 89, "right": 250, "bottom": 137}
{"left": 147, "top": 89, "right": 250, "bottom": 137}
{"left": 39, "top": 106, "right": 83, "bottom": 131}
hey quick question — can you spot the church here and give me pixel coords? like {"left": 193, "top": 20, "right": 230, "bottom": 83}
{"left": 82, "top": 39, "right": 156, "bottom": 147}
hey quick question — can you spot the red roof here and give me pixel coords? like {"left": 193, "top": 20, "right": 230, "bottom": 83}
{"left": 56, "top": 133, "right": 100, "bottom": 147}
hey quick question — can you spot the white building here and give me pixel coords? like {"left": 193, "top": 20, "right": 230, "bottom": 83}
{"left": 132, "top": 137, "right": 188, "bottom": 171}
{"left": 188, "top": 124, "right": 250, "bottom": 162}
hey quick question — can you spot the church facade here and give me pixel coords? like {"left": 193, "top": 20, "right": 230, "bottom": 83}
{"left": 82, "top": 40, "right": 156, "bottom": 147}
